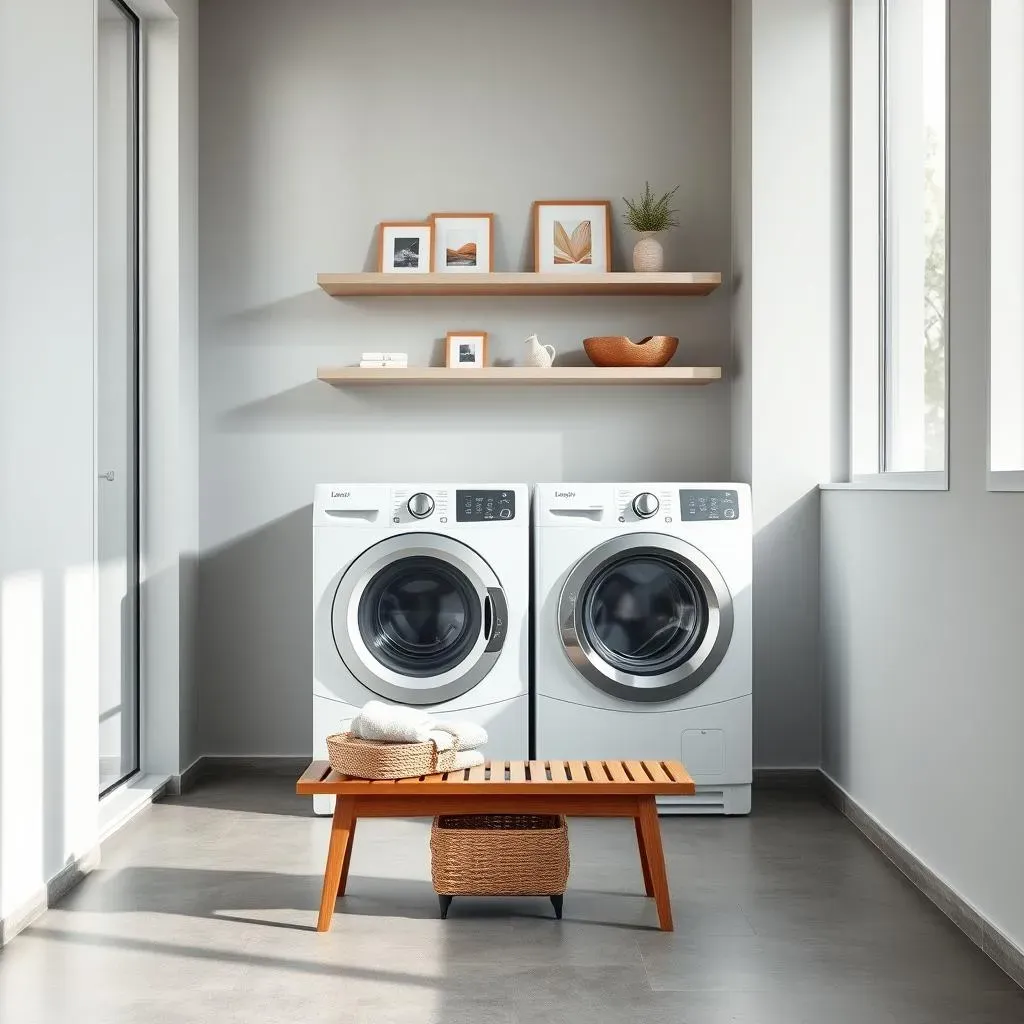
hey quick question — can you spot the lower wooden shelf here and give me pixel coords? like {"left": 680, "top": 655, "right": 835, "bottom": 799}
{"left": 317, "top": 366, "right": 722, "bottom": 386}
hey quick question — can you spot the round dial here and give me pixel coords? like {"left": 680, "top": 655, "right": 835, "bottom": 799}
{"left": 407, "top": 492, "right": 435, "bottom": 519}
{"left": 632, "top": 492, "right": 660, "bottom": 519}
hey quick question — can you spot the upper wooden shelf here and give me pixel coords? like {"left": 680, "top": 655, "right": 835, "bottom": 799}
{"left": 316, "top": 272, "right": 722, "bottom": 297}
{"left": 317, "top": 366, "right": 722, "bottom": 386}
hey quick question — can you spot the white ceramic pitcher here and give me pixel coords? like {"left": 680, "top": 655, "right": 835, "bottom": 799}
{"left": 524, "top": 333, "right": 556, "bottom": 368}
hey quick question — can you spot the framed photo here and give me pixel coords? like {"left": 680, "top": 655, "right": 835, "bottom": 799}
{"left": 445, "top": 331, "right": 489, "bottom": 369}
{"left": 431, "top": 213, "right": 494, "bottom": 273}
{"left": 532, "top": 200, "right": 612, "bottom": 272}
{"left": 378, "top": 221, "right": 433, "bottom": 274}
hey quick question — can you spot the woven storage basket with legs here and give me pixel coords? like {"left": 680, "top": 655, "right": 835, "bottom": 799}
{"left": 326, "top": 732, "right": 455, "bottom": 780}
{"left": 430, "top": 814, "right": 570, "bottom": 919}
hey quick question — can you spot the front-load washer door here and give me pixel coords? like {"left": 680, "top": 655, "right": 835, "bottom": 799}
{"left": 558, "top": 534, "right": 733, "bottom": 703}
{"left": 332, "top": 533, "right": 508, "bottom": 705}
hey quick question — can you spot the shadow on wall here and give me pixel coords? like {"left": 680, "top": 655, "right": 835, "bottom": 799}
{"left": 198, "top": 506, "right": 314, "bottom": 757}
{"left": 752, "top": 488, "right": 822, "bottom": 768}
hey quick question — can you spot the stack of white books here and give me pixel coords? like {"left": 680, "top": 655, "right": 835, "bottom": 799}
{"left": 359, "top": 351, "right": 408, "bottom": 368}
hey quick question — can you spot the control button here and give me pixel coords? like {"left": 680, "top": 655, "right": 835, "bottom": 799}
{"left": 724, "top": 508, "right": 736, "bottom": 519}
{"left": 407, "top": 492, "right": 435, "bottom": 519}
{"left": 499, "top": 508, "right": 512, "bottom": 519}
{"left": 632, "top": 492, "right": 660, "bottom": 519}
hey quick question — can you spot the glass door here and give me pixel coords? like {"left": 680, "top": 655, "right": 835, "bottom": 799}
{"left": 97, "top": 0, "right": 140, "bottom": 795}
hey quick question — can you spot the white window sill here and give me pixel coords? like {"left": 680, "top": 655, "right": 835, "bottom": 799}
{"left": 820, "top": 472, "right": 949, "bottom": 492}
{"left": 98, "top": 773, "right": 170, "bottom": 842}
{"left": 988, "top": 470, "right": 1024, "bottom": 492}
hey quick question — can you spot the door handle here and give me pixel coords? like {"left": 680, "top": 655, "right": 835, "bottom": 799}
{"left": 98, "top": 471, "right": 115, "bottom": 482}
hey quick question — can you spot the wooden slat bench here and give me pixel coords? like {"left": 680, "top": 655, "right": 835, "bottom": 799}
{"left": 297, "top": 758, "right": 695, "bottom": 932}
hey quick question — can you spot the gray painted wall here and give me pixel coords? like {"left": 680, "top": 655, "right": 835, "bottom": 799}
{"left": 822, "top": 0, "right": 1024, "bottom": 952}
{"left": 197, "top": 0, "right": 734, "bottom": 756}
{"left": 732, "top": 0, "right": 848, "bottom": 767}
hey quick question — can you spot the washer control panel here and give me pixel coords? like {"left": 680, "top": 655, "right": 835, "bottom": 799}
{"left": 679, "top": 489, "right": 740, "bottom": 521}
{"left": 456, "top": 489, "right": 516, "bottom": 522}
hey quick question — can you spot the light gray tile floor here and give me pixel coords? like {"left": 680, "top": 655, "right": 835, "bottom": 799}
{"left": 0, "top": 780, "right": 1020, "bottom": 1023}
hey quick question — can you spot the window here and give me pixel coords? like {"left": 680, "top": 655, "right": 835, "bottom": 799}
{"left": 97, "top": 0, "right": 141, "bottom": 795}
{"left": 850, "top": 0, "right": 947, "bottom": 484}
{"left": 990, "top": 0, "right": 1024, "bottom": 487}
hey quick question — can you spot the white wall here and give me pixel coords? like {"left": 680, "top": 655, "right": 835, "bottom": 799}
{"left": 822, "top": 0, "right": 1024, "bottom": 953}
{"left": 197, "top": 0, "right": 736, "bottom": 756}
{"left": 732, "top": 0, "right": 847, "bottom": 767}
{"left": 0, "top": 0, "right": 99, "bottom": 929}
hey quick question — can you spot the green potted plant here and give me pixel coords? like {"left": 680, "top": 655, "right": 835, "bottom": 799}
{"left": 622, "top": 182, "right": 680, "bottom": 272}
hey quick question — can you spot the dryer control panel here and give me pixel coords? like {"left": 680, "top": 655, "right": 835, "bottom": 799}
{"left": 679, "top": 489, "right": 740, "bottom": 521}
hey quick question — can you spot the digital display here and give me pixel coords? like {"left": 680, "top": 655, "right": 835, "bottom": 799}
{"left": 456, "top": 490, "right": 516, "bottom": 522}
{"left": 679, "top": 489, "right": 740, "bottom": 521}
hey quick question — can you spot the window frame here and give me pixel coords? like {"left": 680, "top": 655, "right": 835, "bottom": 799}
{"left": 841, "top": 0, "right": 950, "bottom": 491}
{"left": 988, "top": 0, "right": 1024, "bottom": 491}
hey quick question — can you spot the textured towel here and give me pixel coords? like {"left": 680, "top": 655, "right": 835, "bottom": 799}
{"left": 426, "top": 730, "right": 455, "bottom": 752}
{"left": 352, "top": 700, "right": 432, "bottom": 744}
{"left": 432, "top": 720, "right": 489, "bottom": 752}
{"left": 452, "top": 749, "right": 486, "bottom": 770}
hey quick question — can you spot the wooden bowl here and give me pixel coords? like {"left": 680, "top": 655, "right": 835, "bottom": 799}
{"left": 582, "top": 335, "right": 679, "bottom": 368}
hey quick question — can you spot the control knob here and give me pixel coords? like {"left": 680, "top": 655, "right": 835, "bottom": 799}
{"left": 632, "top": 492, "right": 660, "bottom": 519}
{"left": 407, "top": 492, "right": 435, "bottom": 519}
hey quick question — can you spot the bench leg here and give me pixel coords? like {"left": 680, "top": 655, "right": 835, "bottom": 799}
{"left": 636, "top": 797, "right": 673, "bottom": 932}
{"left": 317, "top": 797, "right": 356, "bottom": 932}
{"left": 634, "top": 815, "right": 654, "bottom": 896}
{"left": 338, "top": 816, "right": 357, "bottom": 897}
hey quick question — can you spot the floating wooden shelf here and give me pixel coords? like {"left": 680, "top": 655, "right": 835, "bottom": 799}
{"left": 317, "top": 366, "right": 722, "bottom": 386}
{"left": 316, "top": 272, "right": 721, "bottom": 297}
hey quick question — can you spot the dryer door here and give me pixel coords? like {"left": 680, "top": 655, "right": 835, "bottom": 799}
{"left": 558, "top": 534, "right": 732, "bottom": 703}
{"left": 332, "top": 533, "right": 507, "bottom": 705}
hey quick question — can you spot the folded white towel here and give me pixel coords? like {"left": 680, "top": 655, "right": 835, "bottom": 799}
{"left": 352, "top": 700, "right": 432, "bottom": 744}
{"left": 432, "top": 721, "right": 489, "bottom": 752}
{"left": 452, "top": 749, "right": 485, "bottom": 770}
{"left": 426, "top": 730, "right": 455, "bottom": 752}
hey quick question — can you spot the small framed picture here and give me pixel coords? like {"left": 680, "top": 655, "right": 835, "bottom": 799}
{"left": 445, "top": 331, "right": 489, "bottom": 369}
{"left": 431, "top": 213, "right": 494, "bottom": 273}
{"left": 532, "top": 200, "right": 612, "bottom": 272}
{"left": 378, "top": 221, "right": 433, "bottom": 274}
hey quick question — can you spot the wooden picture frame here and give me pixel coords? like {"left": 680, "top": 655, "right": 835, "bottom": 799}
{"left": 377, "top": 221, "right": 434, "bottom": 273}
{"left": 430, "top": 213, "right": 495, "bottom": 273}
{"left": 445, "top": 331, "right": 489, "bottom": 368}
{"left": 532, "top": 200, "right": 612, "bottom": 272}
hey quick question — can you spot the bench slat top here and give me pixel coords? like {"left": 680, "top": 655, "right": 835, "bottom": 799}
{"left": 296, "top": 759, "right": 695, "bottom": 796}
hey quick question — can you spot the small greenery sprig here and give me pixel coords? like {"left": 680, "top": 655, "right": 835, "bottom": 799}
{"left": 622, "top": 182, "right": 680, "bottom": 233}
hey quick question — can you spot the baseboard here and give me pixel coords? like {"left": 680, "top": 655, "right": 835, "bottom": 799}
{"left": 169, "top": 755, "right": 311, "bottom": 795}
{"left": 820, "top": 770, "right": 1024, "bottom": 990}
{"left": 752, "top": 767, "right": 825, "bottom": 791}
{"left": 0, "top": 845, "right": 100, "bottom": 949}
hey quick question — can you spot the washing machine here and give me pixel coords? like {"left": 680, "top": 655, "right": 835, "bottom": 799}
{"left": 533, "top": 483, "right": 752, "bottom": 814}
{"left": 314, "top": 483, "right": 529, "bottom": 814}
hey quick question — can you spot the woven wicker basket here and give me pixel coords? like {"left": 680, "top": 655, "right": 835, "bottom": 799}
{"left": 326, "top": 731, "right": 456, "bottom": 780}
{"left": 430, "top": 814, "right": 569, "bottom": 917}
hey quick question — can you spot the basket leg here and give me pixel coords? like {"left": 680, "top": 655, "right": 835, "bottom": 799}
{"left": 550, "top": 894, "right": 564, "bottom": 920}
{"left": 438, "top": 895, "right": 453, "bottom": 920}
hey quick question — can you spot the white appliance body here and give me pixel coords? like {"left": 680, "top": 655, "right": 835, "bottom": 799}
{"left": 533, "top": 483, "right": 752, "bottom": 814}
{"left": 314, "top": 484, "right": 529, "bottom": 813}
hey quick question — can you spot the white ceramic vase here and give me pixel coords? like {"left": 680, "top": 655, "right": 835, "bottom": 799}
{"left": 633, "top": 232, "right": 665, "bottom": 272}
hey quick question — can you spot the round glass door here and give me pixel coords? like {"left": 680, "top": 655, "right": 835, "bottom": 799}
{"left": 332, "top": 534, "right": 506, "bottom": 705}
{"left": 582, "top": 555, "right": 708, "bottom": 676}
{"left": 559, "top": 535, "right": 733, "bottom": 702}
{"left": 358, "top": 556, "right": 481, "bottom": 677}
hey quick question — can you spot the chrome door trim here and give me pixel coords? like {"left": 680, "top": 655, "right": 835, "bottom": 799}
{"left": 332, "top": 533, "right": 504, "bottom": 705}
{"left": 557, "top": 533, "right": 733, "bottom": 703}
